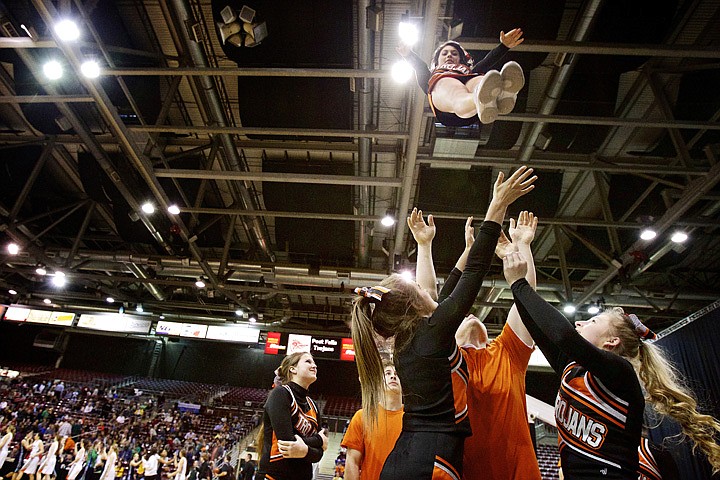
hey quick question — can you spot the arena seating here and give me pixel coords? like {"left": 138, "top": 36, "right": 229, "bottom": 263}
{"left": 537, "top": 444, "right": 561, "bottom": 480}
{"left": 322, "top": 395, "right": 361, "bottom": 417}
{"left": 126, "top": 377, "right": 228, "bottom": 403}
{"left": 213, "top": 386, "right": 269, "bottom": 408}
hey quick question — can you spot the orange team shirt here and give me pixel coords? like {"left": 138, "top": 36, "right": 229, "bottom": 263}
{"left": 341, "top": 405, "right": 404, "bottom": 480}
{"left": 462, "top": 322, "right": 541, "bottom": 480}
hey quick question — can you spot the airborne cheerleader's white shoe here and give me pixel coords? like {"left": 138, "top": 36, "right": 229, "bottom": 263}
{"left": 500, "top": 61, "right": 525, "bottom": 94}
{"left": 497, "top": 91, "right": 517, "bottom": 115}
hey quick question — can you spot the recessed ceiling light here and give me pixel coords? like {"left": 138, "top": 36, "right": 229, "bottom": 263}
{"left": 54, "top": 20, "right": 80, "bottom": 41}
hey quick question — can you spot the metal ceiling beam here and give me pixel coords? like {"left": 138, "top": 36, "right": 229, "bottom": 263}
{"left": 8, "top": 137, "right": 54, "bottom": 222}
{"left": 0, "top": 95, "right": 94, "bottom": 103}
{"left": 416, "top": 157, "right": 709, "bottom": 176}
{"left": 456, "top": 38, "right": 720, "bottom": 59}
{"left": 4, "top": 36, "right": 720, "bottom": 59}
{"left": 154, "top": 169, "right": 403, "bottom": 187}
{"left": 32, "top": 0, "right": 232, "bottom": 304}
{"left": 131, "top": 124, "right": 409, "bottom": 139}
{"left": 104, "top": 67, "right": 390, "bottom": 78}
{"left": 393, "top": 0, "right": 442, "bottom": 257}
{"left": 575, "top": 148, "right": 720, "bottom": 305}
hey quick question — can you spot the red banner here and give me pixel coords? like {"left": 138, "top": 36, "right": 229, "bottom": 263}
{"left": 340, "top": 337, "right": 355, "bottom": 361}
{"left": 264, "top": 331, "right": 285, "bottom": 354}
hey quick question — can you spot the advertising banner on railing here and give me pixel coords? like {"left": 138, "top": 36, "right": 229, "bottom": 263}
{"left": 77, "top": 313, "right": 151, "bottom": 334}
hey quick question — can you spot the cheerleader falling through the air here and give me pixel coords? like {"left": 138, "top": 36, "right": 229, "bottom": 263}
{"left": 397, "top": 28, "right": 525, "bottom": 126}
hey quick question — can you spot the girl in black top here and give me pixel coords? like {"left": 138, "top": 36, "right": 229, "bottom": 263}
{"left": 352, "top": 166, "right": 536, "bottom": 480}
{"left": 502, "top": 252, "right": 720, "bottom": 479}
{"left": 397, "top": 28, "right": 525, "bottom": 126}
{"left": 256, "top": 353, "right": 327, "bottom": 480}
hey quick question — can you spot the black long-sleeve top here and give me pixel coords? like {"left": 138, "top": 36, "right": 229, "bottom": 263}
{"left": 403, "top": 43, "right": 510, "bottom": 95}
{"left": 397, "top": 221, "right": 501, "bottom": 434}
{"left": 257, "top": 382, "right": 323, "bottom": 480}
{"left": 511, "top": 279, "right": 644, "bottom": 479}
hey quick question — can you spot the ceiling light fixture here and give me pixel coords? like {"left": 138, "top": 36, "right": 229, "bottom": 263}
{"left": 7, "top": 243, "right": 20, "bottom": 255}
{"left": 141, "top": 202, "right": 155, "bottom": 214}
{"left": 136, "top": 304, "right": 143, "bottom": 313}
{"left": 43, "top": 60, "right": 64, "bottom": 80}
{"left": 563, "top": 304, "right": 576, "bottom": 314}
{"left": 54, "top": 20, "right": 80, "bottom": 41}
{"left": 195, "top": 277, "right": 206, "bottom": 288}
{"left": 398, "top": 19, "right": 419, "bottom": 46}
{"left": 640, "top": 229, "right": 657, "bottom": 241}
{"left": 36, "top": 265, "right": 47, "bottom": 275}
{"left": 587, "top": 305, "right": 600, "bottom": 315}
{"left": 381, "top": 210, "right": 396, "bottom": 227}
{"left": 43, "top": 298, "right": 52, "bottom": 304}
{"left": 391, "top": 60, "right": 413, "bottom": 84}
{"left": 80, "top": 59, "right": 101, "bottom": 79}
{"left": 168, "top": 204, "right": 181, "bottom": 215}
{"left": 671, "top": 232, "right": 688, "bottom": 243}
{"left": 106, "top": 297, "right": 115, "bottom": 304}
{"left": 235, "top": 309, "right": 243, "bottom": 316}
{"left": 8, "top": 289, "right": 18, "bottom": 295}
{"left": 52, "top": 271, "right": 66, "bottom": 287}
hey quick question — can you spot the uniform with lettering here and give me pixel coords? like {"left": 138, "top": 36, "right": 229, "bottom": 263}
{"left": 257, "top": 382, "right": 324, "bottom": 480}
{"left": 511, "top": 279, "right": 644, "bottom": 479}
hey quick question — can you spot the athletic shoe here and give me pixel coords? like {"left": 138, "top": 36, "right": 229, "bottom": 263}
{"left": 475, "top": 70, "right": 502, "bottom": 104}
{"left": 478, "top": 98, "right": 499, "bottom": 124}
{"left": 500, "top": 61, "right": 525, "bottom": 94}
{"left": 497, "top": 91, "right": 517, "bottom": 115}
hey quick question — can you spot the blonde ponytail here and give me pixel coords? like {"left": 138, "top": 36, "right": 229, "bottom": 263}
{"left": 351, "top": 299, "right": 385, "bottom": 432}
{"left": 638, "top": 342, "right": 720, "bottom": 473}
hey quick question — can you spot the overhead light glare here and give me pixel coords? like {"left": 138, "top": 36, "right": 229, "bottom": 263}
{"left": 563, "top": 304, "right": 576, "bottom": 314}
{"left": 106, "top": 297, "right": 115, "bottom": 304}
{"left": 195, "top": 278, "right": 206, "bottom": 288}
{"left": 7, "top": 243, "right": 20, "bottom": 255}
{"left": 168, "top": 204, "right": 181, "bottom": 215}
{"left": 587, "top": 305, "right": 600, "bottom": 315}
{"left": 80, "top": 60, "right": 100, "bottom": 78}
{"left": 141, "top": 202, "right": 155, "bottom": 214}
{"left": 43, "top": 60, "right": 63, "bottom": 80}
{"left": 55, "top": 19, "right": 80, "bottom": 41}
{"left": 381, "top": 213, "right": 396, "bottom": 227}
{"left": 43, "top": 298, "right": 52, "bottom": 304}
{"left": 671, "top": 232, "right": 688, "bottom": 243}
{"left": 36, "top": 266, "right": 47, "bottom": 275}
{"left": 52, "top": 272, "right": 66, "bottom": 287}
{"left": 136, "top": 304, "right": 144, "bottom": 313}
{"left": 640, "top": 229, "right": 657, "bottom": 241}
{"left": 398, "top": 21, "right": 419, "bottom": 46}
{"left": 235, "top": 309, "right": 243, "bottom": 316}
{"left": 391, "top": 60, "right": 413, "bottom": 84}
{"left": 399, "top": 270, "right": 414, "bottom": 282}
{"left": 8, "top": 289, "right": 18, "bottom": 295}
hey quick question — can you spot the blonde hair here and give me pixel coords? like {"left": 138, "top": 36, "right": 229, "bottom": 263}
{"left": 605, "top": 307, "right": 720, "bottom": 473}
{"left": 256, "top": 352, "right": 314, "bottom": 451}
{"left": 352, "top": 274, "right": 429, "bottom": 431}
{"left": 276, "top": 352, "right": 310, "bottom": 385}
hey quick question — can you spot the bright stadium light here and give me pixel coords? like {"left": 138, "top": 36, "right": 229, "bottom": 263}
{"left": 55, "top": 20, "right": 80, "bottom": 41}
{"left": 398, "top": 21, "right": 419, "bottom": 46}
{"left": 391, "top": 60, "right": 413, "bottom": 84}
{"left": 43, "top": 60, "right": 64, "bottom": 80}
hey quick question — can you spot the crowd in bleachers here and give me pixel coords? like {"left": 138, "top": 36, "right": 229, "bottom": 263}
{"left": 0, "top": 367, "right": 263, "bottom": 480}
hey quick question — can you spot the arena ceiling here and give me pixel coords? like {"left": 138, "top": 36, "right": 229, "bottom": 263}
{"left": 0, "top": 0, "right": 718, "bottom": 338}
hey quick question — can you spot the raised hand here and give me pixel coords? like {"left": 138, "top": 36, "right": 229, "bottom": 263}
{"left": 396, "top": 41, "right": 411, "bottom": 57}
{"left": 500, "top": 28, "right": 524, "bottom": 49}
{"left": 495, "top": 230, "right": 515, "bottom": 259}
{"left": 503, "top": 251, "right": 528, "bottom": 285}
{"left": 407, "top": 208, "right": 435, "bottom": 246}
{"left": 464, "top": 216, "right": 475, "bottom": 250}
{"left": 509, "top": 211, "right": 538, "bottom": 246}
{"left": 492, "top": 166, "right": 537, "bottom": 207}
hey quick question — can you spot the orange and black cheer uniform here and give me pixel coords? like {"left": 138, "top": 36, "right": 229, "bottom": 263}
{"left": 380, "top": 221, "right": 501, "bottom": 480}
{"left": 638, "top": 437, "right": 680, "bottom": 480}
{"left": 402, "top": 44, "right": 509, "bottom": 127}
{"left": 257, "top": 382, "right": 323, "bottom": 480}
{"left": 511, "top": 279, "right": 645, "bottom": 479}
